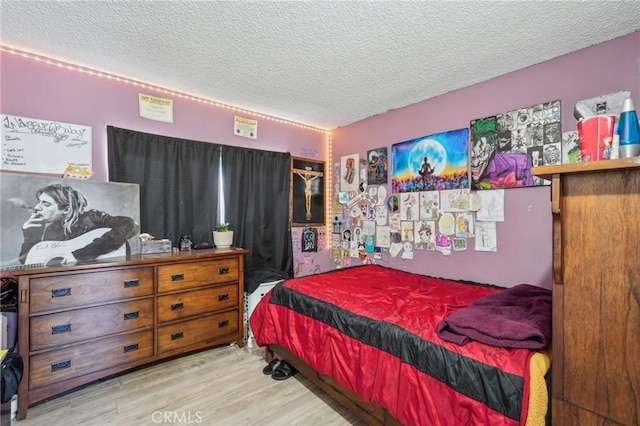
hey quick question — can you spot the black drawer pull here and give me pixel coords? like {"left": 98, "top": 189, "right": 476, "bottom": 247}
{"left": 171, "top": 273, "right": 184, "bottom": 281}
{"left": 218, "top": 320, "right": 229, "bottom": 328}
{"left": 217, "top": 294, "right": 229, "bottom": 302}
{"left": 171, "top": 331, "right": 184, "bottom": 340}
{"left": 218, "top": 267, "right": 229, "bottom": 275}
{"left": 51, "top": 288, "right": 71, "bottom": 298}
{"left": 51, "top": 360, "right": 71, "bottom": 372}
{"left": 123, "top": 279, "right": 139, "bottom": 288}
{"left": 123, "top": 343, "right": 139, "bottom": 353}
{"left": 123, "top": 311, "right": 139, "bottom": 320}
{"left": 171, "top": 302, "right": 184, "bottom": 311}
{"left": 52, "top": 324, "right": 71, "bottom": 334}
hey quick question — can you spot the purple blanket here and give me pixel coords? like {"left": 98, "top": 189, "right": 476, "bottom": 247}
{"left": 436, "top": 284, "right": 552, "bottom": 349}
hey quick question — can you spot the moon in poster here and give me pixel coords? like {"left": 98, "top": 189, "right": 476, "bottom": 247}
{"left": 409, "top": 139, "right": 447, "bottom": 176}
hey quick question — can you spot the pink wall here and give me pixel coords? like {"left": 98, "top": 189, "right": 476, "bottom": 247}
{"left": 332, "top": 32, "right": 640, "bottom": 289}
{"left": 0, "top": 50, "right": 328, "bottom": 181}
{"left": 1, "top": 49, "right": 334, "bottom": 276}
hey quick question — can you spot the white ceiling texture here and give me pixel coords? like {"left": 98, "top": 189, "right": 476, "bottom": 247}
{"left": 1, "top": 1, "right": 639, "bottom": 130}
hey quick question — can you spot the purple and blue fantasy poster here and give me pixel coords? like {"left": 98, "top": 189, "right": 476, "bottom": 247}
{"left": 391, "top": 128, "right": 469, "bottom": 193}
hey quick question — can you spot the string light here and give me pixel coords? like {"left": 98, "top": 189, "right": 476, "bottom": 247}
{"left": 1, "top": 45, "right": 331, "bottom": 134}
{"left": 326, "top": 132, "right": 333, "bottom": 250}
{"left": 2, "top": 45, "right": 335, "bottom": 249}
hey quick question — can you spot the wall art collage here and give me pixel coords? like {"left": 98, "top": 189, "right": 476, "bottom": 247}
{"left": 333, "top": 155, "right": 507, "bottom": 267}
{"left": 331, "top": 98, "right": 563, "bottom": 267}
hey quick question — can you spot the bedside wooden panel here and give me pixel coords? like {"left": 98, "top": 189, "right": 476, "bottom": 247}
{"left": 157, "top": 258, "right": 239, "bottom": 293}
{"left": 30, "top": 268, "right": 153, "bottom": 313}
{"left": 30, "top": 299, "right": 153, "bottom": 351}
{"left": 29, "top": 330, "right": 153, "bottom": 389}
{"left": 533, "top": 162, "right": 640, "bottom": 426}
{"left": 158, "top": 311, "right": 239, "bottom": 353}
{"left": 158, "top": 284, "right": 238, "bottom": 322}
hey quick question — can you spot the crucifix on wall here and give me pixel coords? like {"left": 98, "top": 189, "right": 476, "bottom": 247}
{"left": 291, "top": 157, "right": 325, "bottom": 227}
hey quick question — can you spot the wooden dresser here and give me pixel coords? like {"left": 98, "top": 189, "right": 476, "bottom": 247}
{"left": 7, "top": 247, "right": 247, "bottom": 420}
{"left": 533, "top": 158, "right": 640, "bottom": 425}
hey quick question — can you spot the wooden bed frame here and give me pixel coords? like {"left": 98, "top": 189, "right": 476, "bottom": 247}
{"left": 267, "top": 344, "right": 402, "bottom": 426}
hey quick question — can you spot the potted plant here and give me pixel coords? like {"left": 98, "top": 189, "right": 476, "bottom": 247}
{"left": 212, "top": 223, "right": 234, "bottom": 248}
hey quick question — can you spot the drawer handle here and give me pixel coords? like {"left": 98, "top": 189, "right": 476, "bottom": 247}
{"left": 218, "top": 294, "right": 229, "bottom": 302}
{"left": 218, "top": 320, "right": 229, "bottom": 328}
{"left": 171, "top": 331, "right": 184, "bottom": 340}
{"left": 123, "top": 279, "right": 139, "bottom": 288}
{"left": 51, "top": 324, "right": 71, "bottom": 334}
{"left": 218, "top": 267, "right": 229, "bottom": 275}
{"left": 51, "top": 288, "right": 71, "bottom": 298}
{"left": 123, "top": 343, "right": 139, "bottom": 353}
{"left": 124, "top": 311, "right": 139, "bottom": 320}
{"left": 171, "top": 302, "right": 184, "bottom": 311}
{"left": 171, "top": 273, "right": 184, "bottom": 281}
{"left": 51, "top": 360, "right": 71, "bottom": 372}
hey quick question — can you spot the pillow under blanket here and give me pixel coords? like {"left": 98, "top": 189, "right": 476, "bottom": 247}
{"left": 436, "top": 283, "right": 552, "bottom": 349}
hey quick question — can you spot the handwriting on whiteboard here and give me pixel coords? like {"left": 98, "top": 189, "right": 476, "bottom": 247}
{"left": 1, "top": 114, "right": 92, "bottom": 174}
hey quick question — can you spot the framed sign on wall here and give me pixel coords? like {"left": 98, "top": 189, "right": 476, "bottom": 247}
{"left": 291, "top": 157, "right": 325, "bottom": 227}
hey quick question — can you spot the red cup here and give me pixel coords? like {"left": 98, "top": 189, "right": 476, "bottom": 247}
{"left": 577, "top": 115, "right": 616, "bottom": 161}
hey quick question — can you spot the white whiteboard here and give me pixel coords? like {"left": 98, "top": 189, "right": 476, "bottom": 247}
{"left": 1, "top": 114, "right": 92, "bottom": 174}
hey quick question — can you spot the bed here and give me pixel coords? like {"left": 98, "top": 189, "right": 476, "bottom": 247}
{"left": 250, "top": 265, "right": 552, "bottom": 426}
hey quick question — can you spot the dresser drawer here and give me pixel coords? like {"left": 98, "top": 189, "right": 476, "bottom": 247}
{"left": 30, "top": 330, "right": 153, "bottom": 389}
{"left": 30, "top": 299, "right": 153, "bottom": 351}
{"left": 30, "top": 268, "right": 154, "bottom": 313}
{"left": 158, "top": 311, "right": 239, "bottom": 353}
{"left": 157, "top": 258, "right": 239, "bottom": 293}
{"left": 158, "top": 284, "right": 238, "bottom": 322}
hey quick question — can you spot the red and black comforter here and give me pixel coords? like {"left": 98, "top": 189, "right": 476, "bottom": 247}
{"left": 250, "top": 265, "right": 546, "bottom": 426}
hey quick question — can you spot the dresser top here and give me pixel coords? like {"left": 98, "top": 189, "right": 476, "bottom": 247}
{"left": 3, "top": 247, "right": 248, "bottom": 276}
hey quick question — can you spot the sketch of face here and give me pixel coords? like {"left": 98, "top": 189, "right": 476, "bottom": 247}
{"left": 387, "top": 196, "right": 398, "bottom": 212}
{"left": 32, "top": 193, "right": 66, "bottom": 225}
{"left": 497, "top": 129, "right": 511, "bottom": 151}
{"left": 517, "top": 110, "right": 530, "bottom": 126}
{"left": 471, "top": 136, "right": 495, "bottom": 183}
{"left": 545, "top": 124, "right": 560, "bottom": 144}
{"left": 419, "top": 226, "right": 431, "bottom": 242}
{"left": 544, "top": 145, "right": 561, "bottom": 164}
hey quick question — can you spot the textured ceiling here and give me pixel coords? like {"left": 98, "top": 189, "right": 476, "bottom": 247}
{"left": 1, "top": 1, "right": 639, "bottom": 130}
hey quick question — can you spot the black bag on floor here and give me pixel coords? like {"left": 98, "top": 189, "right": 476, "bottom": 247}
{"left": 1, "top": 351, "right": 23, "bottom": 403}
{"left": 1, "top": 277, "right": 22, "bottom": 404}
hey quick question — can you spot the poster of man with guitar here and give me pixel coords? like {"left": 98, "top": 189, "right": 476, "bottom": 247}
{"left": 1, "top": 174, "right": 141, "bottom": 269}
{"left": 18, "top": 184, "right": 139, "bottom": 266}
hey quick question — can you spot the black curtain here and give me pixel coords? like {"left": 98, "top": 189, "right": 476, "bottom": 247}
{"left": 221, "top": 145, "right": 292, "bottom": 275}
{"left": 107, "top": 126, "right": 292, "bottom": 275}
{"left": 107, "top": 126, "right": 220, "bottom": 247}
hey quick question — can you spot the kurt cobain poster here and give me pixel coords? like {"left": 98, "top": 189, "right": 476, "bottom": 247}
{"left": 0, "top": 172, "right": 140, "bottom": 269}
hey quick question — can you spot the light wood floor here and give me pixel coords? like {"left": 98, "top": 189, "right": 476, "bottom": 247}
{"left": 8, "top": 344, "right": 366, "bottom": 426}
